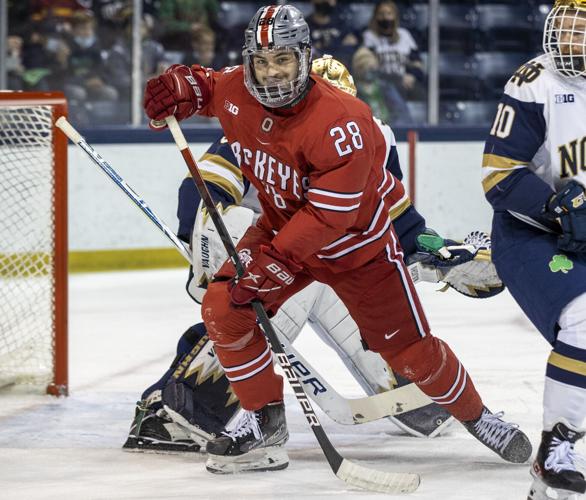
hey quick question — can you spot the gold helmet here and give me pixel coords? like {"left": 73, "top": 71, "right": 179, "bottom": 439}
{"left": 311, "top": 55, "right": 357, "bottom": 97}
{"left": 543, "top": 0, "right": 586, "bottom": 77}
{"left": 552, "top": 0, "right": 586, "bottom": 6}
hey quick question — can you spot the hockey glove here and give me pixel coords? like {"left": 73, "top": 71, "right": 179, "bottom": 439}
{"left": 544, "top": 180, "right": 586, "bottom": 254}
{"left": 407, "top": 231, "right": 505, "bottom": 298}
{"left": 412, "top": 229, "right": 478, "bottom": 268}
{"left": 144, "top": 64, "right": 210, "bottom": 128}
{"left": 229, "top": 245, "right": 302, "bottom": 306}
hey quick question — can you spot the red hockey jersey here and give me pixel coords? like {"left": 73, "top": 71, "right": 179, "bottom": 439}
{"left": 193, "top": 65, "right": 398, "bottom": 272}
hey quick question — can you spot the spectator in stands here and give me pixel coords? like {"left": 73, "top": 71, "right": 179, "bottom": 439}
{"left": 16, "top": 27, "right": 63, "bottom": 91}
{"left": 159, "top": 0, "right": 219, "bottom": 50}
{"left": 108, "top": 13, "right": 168, "bottom": 101}
{"left": 363, "top": 0, "right": 426, "bottom": 101}
{"left": 307, "top": 0, "right": 359, "bottom": 66}
{"left": 64, "top": 12, "right": 119, "bottom": 101}
{"left": 6, "top": 35, "right": 25, "bottom": 90}
{"left": 182, "top": 25, "right": 219, "bottom": 67}
{"left": 30, "top": 0, "right": 90, "bottom": 34}
{"left": 91, "top": 0, "right": 134, "bottom": 50}
{"left": 352, "top": 46, "right": 412, "bottom": 126}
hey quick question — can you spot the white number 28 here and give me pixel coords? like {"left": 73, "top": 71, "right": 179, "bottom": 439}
{"left": 330, "top": 121, "right": 364, "bottom": 157}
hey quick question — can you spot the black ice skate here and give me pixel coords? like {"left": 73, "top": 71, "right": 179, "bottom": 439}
{"left": 462, "top": 406, "right": 532, "bottom": 463}
{"left": 123, "top": 398, "right": 208, "bottom": 453}
{"left": 527, "top": 421, "right": 586, "bottom": 500}
{"left": 205, "top": 402, "right": 289, "bottom": 474}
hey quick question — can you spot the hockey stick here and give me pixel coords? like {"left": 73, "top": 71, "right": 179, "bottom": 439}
{"left": 55, "top": 116, "right": 433, "bottom": 432}
{"left": 165, "top": 115, "right": 419, "bottom": 494}
{"left": 279, "top": 333, "right": 432, "bottom": 424}
{"left": 55, "top": 117, "right": 191, "bottom": 263}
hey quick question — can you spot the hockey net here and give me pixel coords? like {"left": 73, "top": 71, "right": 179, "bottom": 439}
{"left": 0, "top": 92, "right": 68, "bottom": 395}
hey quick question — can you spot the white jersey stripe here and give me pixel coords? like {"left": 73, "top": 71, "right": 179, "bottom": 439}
{"left": 226, "top": 354, "right": 274, "bottom": 382}
{"left": 318, "top": 217, "right": 392, "bottom": 259}
{"left": 223, "top": 344, "right": 271, "bottom": 373}
{"left": 308, "top": 188, "right": 363, "bottom": 199}
{"left": 310, "top": 200, "right": 361, "bottom": 212}
{"left": 385, "top": 240, "right": 427, "bottom": 338}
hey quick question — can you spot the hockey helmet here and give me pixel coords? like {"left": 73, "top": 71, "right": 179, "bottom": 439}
{"left": 243, "top": 5, "right": 311, "bottom": 108}
{"left": 311, "top": 55, "right": 357, "bottom": 97}
{"left": 543, "top": 0, "right": 586, "bottom": 77}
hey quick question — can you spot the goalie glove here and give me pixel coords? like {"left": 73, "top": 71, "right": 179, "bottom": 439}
{"left": 543, "top": 180, "right": 586, "bottom": 254}
{"left": 187, "top": 201, "right": 254, "bottom": 303}
{"left": 407, "top": 230, "right": 505, "bottom": 299}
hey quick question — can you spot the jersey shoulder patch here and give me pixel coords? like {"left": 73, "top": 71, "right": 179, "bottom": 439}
{"left": 503, "top": 55, "right": 552, "bottom": 104}
{"left": 509, "top": 60, "right": 545, "bottom": 88}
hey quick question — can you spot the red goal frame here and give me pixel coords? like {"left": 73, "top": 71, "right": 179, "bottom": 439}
{"left": 0, "top": 92, "right": 68, "bottom": 396}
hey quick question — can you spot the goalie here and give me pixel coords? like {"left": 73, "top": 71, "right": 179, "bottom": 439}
{"left": 124, "top": 54, "right": 508, "bottom": 463}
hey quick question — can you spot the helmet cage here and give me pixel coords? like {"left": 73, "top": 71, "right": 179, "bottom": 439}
{"left": 243, "top": 5, "right": 311, "bottom": 108}
{"left": 243, "top": 46, "right": 311, "bottom": 108}
{"left": 543, "top": 4, "right": 586, "bottom": 78}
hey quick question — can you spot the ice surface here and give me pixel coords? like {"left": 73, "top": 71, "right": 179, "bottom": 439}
{"left": 0, "top": 269, "right": 581, "bottom": 499}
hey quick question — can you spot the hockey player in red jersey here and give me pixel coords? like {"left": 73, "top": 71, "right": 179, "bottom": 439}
{"left": 144, "top": 4, "right": 531, "bottom": 474}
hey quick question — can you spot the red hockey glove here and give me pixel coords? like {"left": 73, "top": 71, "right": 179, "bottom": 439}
{"left": 143, "top": 64, "right": 210, "bottom": 128}
{"left": 230, "top": 245, "right": 302, "bottom": 306}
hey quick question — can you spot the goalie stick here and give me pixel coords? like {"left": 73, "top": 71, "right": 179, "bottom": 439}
{"left": 164, "top": 116, "right": 419, "bottom": 494}
{"left": 55, "top": 116, "right": 433, "bottom": 429}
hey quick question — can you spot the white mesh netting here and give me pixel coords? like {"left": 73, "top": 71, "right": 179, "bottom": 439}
{"left": 0, "top": 105, "right": 56, "bottom": 389}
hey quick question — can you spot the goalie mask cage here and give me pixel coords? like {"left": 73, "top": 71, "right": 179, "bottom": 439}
{"left": 0, "top": 92, "right": 68, "bottom": 396}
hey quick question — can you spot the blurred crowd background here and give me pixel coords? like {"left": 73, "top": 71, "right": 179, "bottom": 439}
{"left": 3, "top": 0, "right": 549, "bottom": 127}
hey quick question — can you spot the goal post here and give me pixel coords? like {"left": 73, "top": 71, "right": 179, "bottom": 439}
{"left": 0, "top": 91, "right": 68, "bottom": 396}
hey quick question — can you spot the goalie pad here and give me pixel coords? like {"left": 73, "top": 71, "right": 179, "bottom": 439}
{"left": 408, "top": 231, "right": 505, "bottom": 299}
{"left": 161, "top": 325, "right": 241, "bottom": 438}
{"left": 188, "top": 201, "right": 254, "bottom": 303}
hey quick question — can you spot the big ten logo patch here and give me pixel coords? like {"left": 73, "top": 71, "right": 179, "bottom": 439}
{"left": 224, "top": 100, "right": 239, "bottom": 116}
{"left": 555, "top": 94, "right": 575, "bottom": 104}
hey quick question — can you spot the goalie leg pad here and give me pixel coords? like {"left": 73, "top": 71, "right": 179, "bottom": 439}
{"left": 122, "top": 394, "right": 203, "bottom": 453}
{"left": 139, "top": 323, "right": 210, "bottom": 404}
{"left": 126, "top": 322, "right": 241, "bottom": 452}
{"left": 161, "top": 322, "right": 241, "bottom": 438}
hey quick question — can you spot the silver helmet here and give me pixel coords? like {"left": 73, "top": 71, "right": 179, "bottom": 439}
{"left": 543, "top": 0, "right": 586, "bottom": 78}
{"left": 243, "top": 5, "right": 311, "bottom": 108}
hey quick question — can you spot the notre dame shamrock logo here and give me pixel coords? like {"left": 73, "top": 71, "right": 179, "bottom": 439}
{"left": 549, "top": 254, "right": 574, "bottom": 274}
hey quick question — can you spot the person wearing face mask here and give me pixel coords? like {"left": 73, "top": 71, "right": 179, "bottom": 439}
{"left": 65, "top": 12, "right": 118, "bottom": 103}
{"left": 363, "top": 0, "right": 426, "bottom": 102}
{"left": 351, "top": 46, "right": 412, "bottom": 126}
{"left": 307, "top": 0, "right": 359, "bottom": 67}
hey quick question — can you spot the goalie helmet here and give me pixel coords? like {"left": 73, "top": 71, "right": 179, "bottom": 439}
{"left": 243, "top": 5, "right": 311, "bottom": 108}
{"left": 311, "top": 55, "right": 357, "bottom": 97}
{"left": 543, "top": 0, "right": 586, "bottom": 77}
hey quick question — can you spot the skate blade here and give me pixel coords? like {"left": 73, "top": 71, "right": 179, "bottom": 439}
{"left": 528, "top": 474, "right": 581, "bottom": 500}
{"left": 122, "top": 436, "right": 201, "bottom": 454}
{"left": 206, "top": 446, "right": 289, "bottom": 474}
